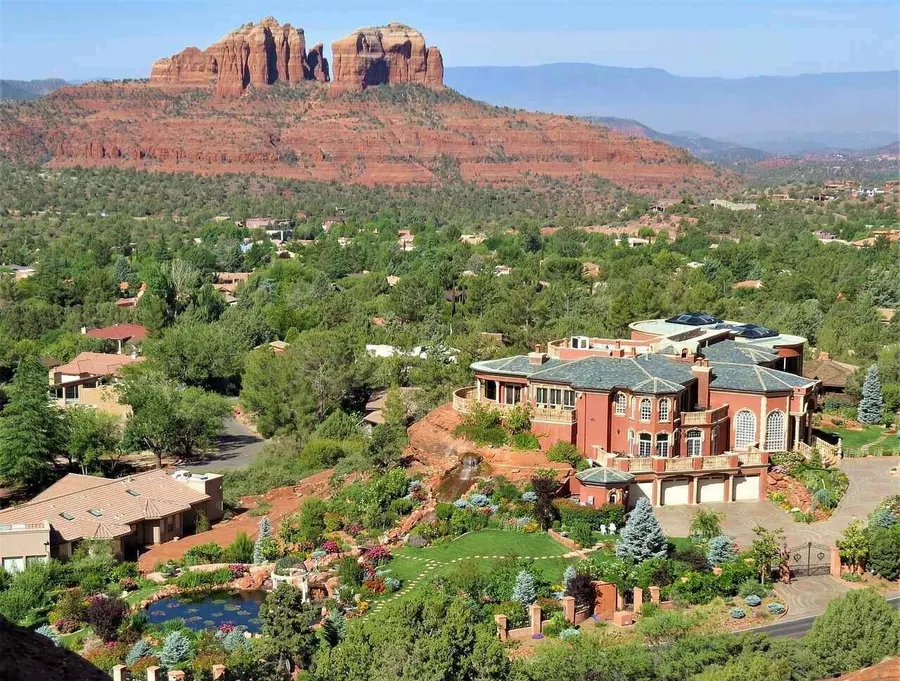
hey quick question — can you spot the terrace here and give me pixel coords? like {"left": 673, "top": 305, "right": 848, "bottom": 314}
{"left": 452, "top": 386, "right": 576, "bottom": 424}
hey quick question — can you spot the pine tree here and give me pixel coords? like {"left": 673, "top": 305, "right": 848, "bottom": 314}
{"left": 563, "top": 564, "right": 577, "bottom": 591}
{"left": 253, "top": 516, "right": 272, "bottom": 563}
{"left": 512, "top": 570, "right": 536, "bottom": 605}
{"left": 706, "top": 535, "right": 738, "bottom": 566}
{"left": 159, "top": 630, "right": 192, "bottom": 668}
{"left": 857, "top": 364, "right": 884, "bottom": 425}
{"left": 0, "top": 356, "right": 65, "bottom": 487}
{"left": 615, "top": 498, "right": 668, "bottom": 562}
{"left": 125, "top": 639, "right": 154, "bottom": 666}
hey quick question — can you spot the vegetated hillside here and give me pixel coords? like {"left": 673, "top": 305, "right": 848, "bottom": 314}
{"left": 445, "top": 63, "right": 899, "bottom": 151}
{"left": 0, "top": 78, "right": 70, "bottom": 101}
{"left": 0, "top": 80, "right": 733, "bottom": 196}
{"left": 742, "top": 142, "right": 900, "bottom": 186}
{"left": 586, "top": 116, "right": 772, "bottom": 166}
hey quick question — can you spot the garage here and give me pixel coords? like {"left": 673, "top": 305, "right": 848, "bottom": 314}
{"left": 660, "top": 479, "right": 691, "bottom": 506}
{"left": 733, "top": 475, "right": 760, "bottom": 501}
{"left": 698, "top": 477, "right": 726, "bottom": 504}
{"left": 628, "top": 481, "right": 654, "bottom": 508}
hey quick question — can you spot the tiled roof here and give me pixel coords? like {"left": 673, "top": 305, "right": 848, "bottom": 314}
{"left": 576, "top": 467, "right": 634, "bottom": 485}
{"left": 55, "top": 352, "right": 143, "bottom": 378}
{"left": 471, "top": 356, "right": 573, "bottom": 377}
{"left": 802, "top": 357, "right": 858, "bottom": 389}
{"left": 701, "top": 340, "right": 778, "bottom": 366}
{"left": 0, "top": 470, "right": 209, "bottom": 543}
{"left": 709, "top": 363, "right": 816, "bottom": 392}
{"left": 85, "top": 323, "right": 148, "bottom": 342}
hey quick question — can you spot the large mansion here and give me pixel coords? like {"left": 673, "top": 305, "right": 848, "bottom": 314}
{"left": 454, "top": 313, "right": 831, "bottom": 509}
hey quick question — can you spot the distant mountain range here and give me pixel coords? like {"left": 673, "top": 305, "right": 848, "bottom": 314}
{"left": 445, "top": 64, "right": 899, "bottom": 154}
{"left": 0, "top": 79, "right": 69, "bottom": 101}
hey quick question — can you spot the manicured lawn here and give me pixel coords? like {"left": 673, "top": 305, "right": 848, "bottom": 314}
{"left": 125, "top": 582, "right": 164, "bottom": 606}
{"left": 386, "top": 529, "right": 576, "bottom": 587}
{"left": 821, "top": 426, "right": 900, "bottom": 451}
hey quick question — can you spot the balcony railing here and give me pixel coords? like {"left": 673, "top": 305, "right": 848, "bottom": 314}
{"left": 737, "top": 451, "right": 768, "bottom": 466}
{"left": 681, "top": 405, "right": 729, "bottom": 425}
{"left": 701, "top": 455, "right": 732, "bottom": 470}
{"left": 531, "top": 406, "right": 577, "bottom": 425}
{"left": 452, "top": 386, "right": 478, "bottom": 413}
{"left": 666, "top": 458, "right": 694, "bottom": 472}
{"left": 628, "top": 458, "right": 653, "bottom": 472}
{"left": 611, "top": 452, "right": 766, "bottom": 473}
{"left": 452, "top": 387, "right": 575, "bottom": 424}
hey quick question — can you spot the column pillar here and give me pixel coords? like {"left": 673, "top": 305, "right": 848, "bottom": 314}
{"left": 688, "top": 477, "right": 697, "bottom": 505}
{"left": 633, "top": 587, "right": 644, "bottom": 614}
{"left": 648, "top": 586, "right": 661, "bottom": 604}
{"left": 793, "top": 415, "right": 801, "bottom": 449}
{"left": 494, "top": 614, "right": 508, "bottom": 640}
{"left": 562, "top": 596, "right": 576, "bottom": 624}
{"left": 724, "top": 475, "right": 733, "bottom": 503}
{"left": 650, "top": 479, "right": 659, "bottom": 506}
{"left": 168, "top": 672, "right": 186, "bottom": 681}
{"left": 112, "top": 666, "right": 127, "bottom": 681}
{"left": 529, "top": 604, "right": 543, "bottom": 636}
{"left": 758, "top": 396, "right": 768, "bottom": 449}
{"left": 830, "top": 546, "right": 842, "bottom": 578}
{"left": 146, "top": 667, "right": 161, "bottom": 681}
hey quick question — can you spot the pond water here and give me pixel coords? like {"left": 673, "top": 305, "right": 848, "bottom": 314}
{"left": 145, "top": 590, "right": 266, "bottom": 633}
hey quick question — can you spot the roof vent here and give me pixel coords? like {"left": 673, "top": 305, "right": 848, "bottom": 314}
{"left": 59, "top": 512, "right": 74, "bottom": 521}
{"left": 88, "top": 509, "right": 103, "bottom": 517}
{"left": 126, "top": 488, "right": 140, "bottom": 497}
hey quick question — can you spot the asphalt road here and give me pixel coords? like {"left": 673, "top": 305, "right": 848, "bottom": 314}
{"left": 743, "top": 594, "right": 900, "bottom": 638}
{"left": 180, "top": 418, "right": 266, "bottom": 471}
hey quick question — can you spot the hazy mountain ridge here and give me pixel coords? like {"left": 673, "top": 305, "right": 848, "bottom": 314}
{"left": 445, "top": 63, "right": 899, "bottom": 153}
{"left": 0, "top": 78, "right": 70, "bottom": 101}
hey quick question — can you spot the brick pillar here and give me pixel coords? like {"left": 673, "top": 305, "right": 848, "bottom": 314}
{"left": 561, "top": 596, "right": 576, "bottom": 623}
{"left": 146, "top": 667, "right": 161, "bottom": 681}
{"left": 724, "top": 475, "right": 733, "bottom": 503}
{"left": 830, "top": 546, "right": 842, "bottom": 578}
{"left": 616, "top": 590, "right": 625, "bottom": 611}
{"left": 212, "top": 665, "right": 227, "bottom": 680}
{"left": 648, "top": 586, "right": 661, "bottom": 604}
{"left": 633, "top": 587, "right": 644, "bottom": 613}
{"left": 529, "top": 604, "right": 543, "bottom": 635}
{"left": 650, "top": 479, "right": 659, "bottom": 506}
{"left": 687, "top": 478, "right": 696, "bottom": 504}
{"left": 112, "top": 665, "right": 127, "bottom": 681}
{"left": 494, "top": 613, "right": 508, "bottom": 640}
{"left": 168, "top": 672, "right": 186, "bottom": 681}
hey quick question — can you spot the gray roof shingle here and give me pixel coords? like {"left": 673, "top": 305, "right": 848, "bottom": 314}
{"left": 709, "top": 363, "right": 816, "bottom": 392}
{"left": 701, "top": 340, "right": 779, "bottom": 366}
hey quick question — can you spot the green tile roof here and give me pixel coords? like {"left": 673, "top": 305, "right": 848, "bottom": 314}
{"left": 709, "top": 363, "right": 816, "bottom": 392}
{"left": 575, "top": 467, "right": 634, "bottom": 485}
{"left": 701, "top": 340, "right": 778, "bottom": 366}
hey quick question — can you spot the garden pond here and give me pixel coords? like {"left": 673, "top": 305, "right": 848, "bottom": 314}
{"left": 145, "top": 590, "right": 266, "bottom": 633}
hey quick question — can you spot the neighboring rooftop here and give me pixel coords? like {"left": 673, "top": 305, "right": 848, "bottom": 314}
{"left": 802, "top": 353, "right": 859, "bottom": 390}
{"left": 0, "top": 470, "right": 212, "bottom": 543}
{"left": 630, "top": 315, "right": 807, "bottom": 350}
{"left": 54, "top": 351, "right": 143, "bottom": 379}
{"left": 84, "top": 323, "right": 148, "bottom": 343}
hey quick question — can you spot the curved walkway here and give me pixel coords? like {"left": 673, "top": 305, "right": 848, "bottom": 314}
{"left": 655, "top": 456, "right": 899, "bottom": 548}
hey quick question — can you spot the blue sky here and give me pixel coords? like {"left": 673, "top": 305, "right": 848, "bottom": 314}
{"left": 1, "top": 0, "right": 897, "bottom": 80}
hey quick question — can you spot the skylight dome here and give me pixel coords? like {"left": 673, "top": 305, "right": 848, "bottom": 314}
{"left": 665, "top": 312, "right": 721, "bottom": 326}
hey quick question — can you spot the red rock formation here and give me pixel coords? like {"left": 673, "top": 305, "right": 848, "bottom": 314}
{"left": 150, "top": 17, "right": 325, "bottom": 97}
{"left": 307, "top": 43, "right": 330, "bottom": 82}
{"left": 331, "top": 23, "right": 444, "bottom": 91}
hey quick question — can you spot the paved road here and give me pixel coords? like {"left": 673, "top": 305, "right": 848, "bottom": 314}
{"left": 180, "top": 418, "right": 266, "bottom": 471}
{"left": 744, "top": 594, "right": 900, "bottom": 638}
{"left": 655, "top": 456, "right": 900, "bottom": 548}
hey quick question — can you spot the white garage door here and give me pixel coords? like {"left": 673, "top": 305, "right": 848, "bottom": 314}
{"left": 733, "top": 475, "right": 760, "bottom": 501}
{"left": 698, "top": 477, "right": 725, "bottom": 504}
{"left": 628, "top": 481, "right": 654, "bottom": 508}
{"left": 660, "top": 479, "right": 690, "bottom": 506}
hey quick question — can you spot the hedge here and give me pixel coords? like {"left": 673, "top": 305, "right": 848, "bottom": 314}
{"left": 552, "top": 499, "right": 625, "bottom": 530}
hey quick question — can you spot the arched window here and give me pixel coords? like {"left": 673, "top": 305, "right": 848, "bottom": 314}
{"left": 711, "top": 425, "right": 719, "bottom": 454}
{"left": 608, "top": 491, "right": 618, "bottom": 504}
{"left": 627, "top": 429, "right": 634, "bottom": 456}
{"left": 686, "top": 429, "right": 702, "bottom": 456}
{"left": 638, "top": 433, "right": 653, "bottom": 457}
{"left": 639, "top": 398, "right": 652, "bottom": 422}
{"left": 658, "top": 398, "right": 670, "bottom": 422}
{"left": 656, "top": 433, "right": 670, "bottom": 457}
{"left": 630, "top": 396, "right": 636, "bottom": 418}
{"left": 614, "top": 393, "right": 626, "bottom": 415}
{"left": 765, "top": 410, "right": 787, "bottom": 451}
{"left": 734, "top": 410, "right": 757, "bottom": 449}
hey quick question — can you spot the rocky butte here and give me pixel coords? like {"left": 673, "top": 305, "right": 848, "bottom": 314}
{"left": 150, "top": 18, "right": 444, "bottom": 97}
{"left": 330, "top": 23, "right": 444, "bottom": 91}
{"left": 150, "top": 16, "right": 330, "bottom": 97}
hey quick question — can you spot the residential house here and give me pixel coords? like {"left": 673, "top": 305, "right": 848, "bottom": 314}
{"left": 1, "top": 264, "right": 36, "bottom": 280}
{"left": 453, "top": 313, "right": 822, "bottom": 509}
{"left": 709, "top": 200, "right": 758, "bottom": 211}
{"left": 50, "top": 352, "right": 143, "bottom": 418}
{"left": 0, "top": 470, "right": 222, "bottom": 567}
{"left": 362, "top": 387, "right": 420, "bottom": 430}
{"left": 802, "top": 352, "right": 858, "bottom": 395}
{"left": 83, "top": 323, "right": 148, "bottom": 354}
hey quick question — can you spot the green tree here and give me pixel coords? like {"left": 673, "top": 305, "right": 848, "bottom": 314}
{"left": 258, "top": 584, "right": 321, "bottom": 672}
{"left": 858, "top": 364, "right": 885, "bottom": 424}
{"left": 689, "top": 509, "right": 724, "bottom": 541}
{"left": 750, "top": 525, "right": 784, "bottom": 584}
{"left": 837, "top": 519, "right": 869, "bottom": 573}
{"left": 65, "top": 406, "right": 121, "bottom": 474}
{"left": 119, "top": 364, "right": 229, "bottom": 467}
{"left": 804, "top": 588, "right": 900, "bottom": 676}
{"left": 867, "top": 526, "right": 900, "bottom": 579}
{"left": 240, "top": 347, "right": 317, "bottom": 437}
{"left": 0, "top": 355, "right": 65, "bottom": 487}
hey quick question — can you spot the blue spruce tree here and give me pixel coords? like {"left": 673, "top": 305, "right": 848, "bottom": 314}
{"left": 857, "top": 364, "right": 884, "bottom": 425}
{"left": 706, "top": 535, "right": 738, "bottom": 566}
{"left": 159, "top": 630, "right": 192, "bottom": 668}
{"left": 252, "top": 516, "right": 272, "bottom": 563}
{"left": 512, "top": 570, "right": 536, "bottom": 605}
{"left": 615, "top": 498, "right": 668, "bottom": 562}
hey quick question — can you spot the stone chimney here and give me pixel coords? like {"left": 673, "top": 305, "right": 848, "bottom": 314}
{"left": 691, "top": 359, "right": 711, "bottom": 409}
{"left": 528, "top": 344, "right": 548, "bottom": 366}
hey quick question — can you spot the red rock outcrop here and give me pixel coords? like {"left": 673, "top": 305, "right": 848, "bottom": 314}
{"left": 331, "top": 23, "right": 444, "bottom": 91}
{"left": 307, "top": 43, "right": 330, "bottom": 82}
{"left": 150, "top": 16, "right": 327, "bottom": 97}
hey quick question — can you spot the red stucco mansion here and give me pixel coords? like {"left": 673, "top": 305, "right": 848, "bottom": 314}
{"left": 453, "top": 313, "right": 835, "bottom": 509}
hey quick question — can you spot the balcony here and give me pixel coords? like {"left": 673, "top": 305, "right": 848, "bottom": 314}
{"left": 531, "top": 405, "right": 577, "bottom": 425}
{"left": 681, "top": 405, "right": 729, "bottom": 425}
{"left": 610, "top": 453, "right": 759, "bottom": 474}
{"left": 736, "top": 451, "right": 769, "bottom": 467}
{"left": 452, "top": 386, "right": 479, "bottom": 413}
{"left": 451, "top": 387, "right": 575, "bottom": 424}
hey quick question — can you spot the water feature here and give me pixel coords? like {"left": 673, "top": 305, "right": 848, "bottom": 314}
{"left": 145, "top": 590, "right": 266, "bottom": 633}
{"left": 434, "top": 453, "right": 482, "bottom": 501}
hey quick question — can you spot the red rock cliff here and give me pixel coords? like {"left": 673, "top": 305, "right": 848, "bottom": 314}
{"left": 331, "top": 23, "right": 444, "bottom": 91}
{"left": 150, "top": 17, "right": 328, "bottom": 97}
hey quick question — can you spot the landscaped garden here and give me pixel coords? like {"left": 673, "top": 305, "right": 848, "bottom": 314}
{"left": 767, "top": 450, "right": 849, "bottom": 522}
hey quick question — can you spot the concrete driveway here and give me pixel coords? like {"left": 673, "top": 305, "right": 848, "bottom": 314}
{"left": 180, "top": 418, "right": 266, "bottom": 472}
{"left": 655, "top": 456, "right": 900, "bottom": 548}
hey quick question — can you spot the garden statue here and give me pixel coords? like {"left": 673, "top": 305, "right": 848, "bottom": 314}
{"left": 599, "top": 524, "right": 607, "bottom": 535}
{"left": 300, "top": 575, "right": 310, "bottom": 603}
{"left": 608, "top": 522, "right": 616, "bottom": 535}
{"left": 779, "top": 544, "right": 792, "bottom": 584}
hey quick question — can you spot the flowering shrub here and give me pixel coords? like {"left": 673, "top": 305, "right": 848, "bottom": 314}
{"left": 729, "top": 607, "right": 746, "bottom": 619}
{"left": 385, "top": 577, "right": 401, "bottom": 592}
{"left": 346, "top": 524, "right": 362, "bottom": 536}
{"left": 54, "top": 618, "right": 80, "bottom": 634}
{"left": 321, "top": 540, "right": 341, "bottom": 554}
{"left": 365, "top": 545, "right": 392, "bottom": 566}
{"left": 229, "top": 564, "right": 247, "bottom": 579}
{"left": 767, "top": 602, "right": 786, "bottom": 614}
{"left": 364, "top": 578, "right": 386, "bottom": 594}
{"left": 559, "top": 628, "right": 580, "bottom": 639}
{"left": 744, "top": 594, "right": 762, "bottom": 607}
{"left": 86, "top": 596, "right": 128, "bottom": 642}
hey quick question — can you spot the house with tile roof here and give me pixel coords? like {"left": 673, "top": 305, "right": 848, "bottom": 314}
{"left": 49, "top": 352, "right": 144, "bottom": 418}
{"left": 0, "top": 470, "right": 222, "bottom": 568}
{"left": 83, "top": 323, "right": 148, "bottom": 354}
{"left": 453, "top": 314, "right": 824, "bottom": 509}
